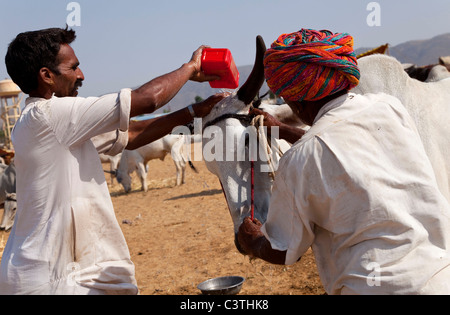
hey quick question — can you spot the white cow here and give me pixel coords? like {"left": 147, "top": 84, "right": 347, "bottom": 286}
{"left": 202, "top": 93, "right": 291, "bottom": 237}
{"left": 403, "top": 63, "right": 450, "bottom": 82}
{"left": 354, "top": 54, "right": 450, "bottom": 203}
{"left": 202, "top": 36, "right": 286, "bottom": 251}
{"left": 0, "top": 163, "right": 17, "bottom": 231}
{"left": 0, "top": 163, "right": 8, "bottom": 179}
{"left": 0, "top": 163, "right": 16, "bottom": 207}
{"left": 116, "top": 134, "right": 195, "bottom": 193}
{"left": 425, "top": 65, "right": 450, "bottom": 82}
{"left": 0, "top": 193, "right": 16, "bottom": 232}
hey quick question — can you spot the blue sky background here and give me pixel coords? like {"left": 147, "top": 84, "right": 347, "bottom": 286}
{"left": 1, "top": 0, "right": 449, "bottom": 98}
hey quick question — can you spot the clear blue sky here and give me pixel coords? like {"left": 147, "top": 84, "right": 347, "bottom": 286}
{"left": 1, "top": 0, "right": 449, "bottom": 98}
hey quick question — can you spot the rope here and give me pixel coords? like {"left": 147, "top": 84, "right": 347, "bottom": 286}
{"left": 250, "top": 115, "right": 284, "bottom": 181}
{"left": 203, "top": 113, "right": 254, "bottom": 131}
{"left": 251, "top": 160, "right": 254, "bottom": 221}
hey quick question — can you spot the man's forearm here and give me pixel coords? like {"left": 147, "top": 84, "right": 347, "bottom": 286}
{"left": 268, "top": 123, "right": 305, "bottom": 144}
{"left": 251, "top": 235, "right": 287, "bottom": 265}
{"left": 238, "top": 218, "right": 287, "bottom": 265}
{"left": 126, "top": 107, "right": 193, "bottom": 150}
{"left": 278, "top": 124, "right": 305, "bottom": 144}
{"left": 126, "top": 93, "right": 228, "bottom": 150}
{"left": 130, "top": 63, "right": 195, "bottom": 118}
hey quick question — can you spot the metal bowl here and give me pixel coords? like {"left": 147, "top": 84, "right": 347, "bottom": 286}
{"left": 197, "top": 276, "right": 245, "bottom": 295}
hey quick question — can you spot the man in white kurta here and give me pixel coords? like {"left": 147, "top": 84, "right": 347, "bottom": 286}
{"left": 261, "top": 92, "right": 450, "bottom": 294}
{"left": 2, "top": 27, "right": 224, "bottom": 295}
{"left": 0, "top": 90, "right": 138, "bottom": 295}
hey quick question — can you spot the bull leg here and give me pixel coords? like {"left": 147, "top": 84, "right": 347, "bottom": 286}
{"left": 175, "top": 161, "right": 182, "bottom": 186}
{"left": 136, "top": 162, "right": 148, "bottom": 192}
{"left": 171, "top": 142, "right": 187, "bottom": 186}
{"left": 180, "top": 162, "right": 186, "bottom": 185}
{"left": 172, "top": 159, "right": 186, "bottom": 186}
{"left": 110, "top": 163, "right": 114, "bottom": 185}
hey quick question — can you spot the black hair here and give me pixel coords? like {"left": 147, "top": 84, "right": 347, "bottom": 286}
{"left": 5, "top": 26, "right": 76, "bottom": 94}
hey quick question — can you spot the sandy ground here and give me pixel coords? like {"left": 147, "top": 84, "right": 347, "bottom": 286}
{"left": 0, "top": 151, "right": 325, "bottom": 295}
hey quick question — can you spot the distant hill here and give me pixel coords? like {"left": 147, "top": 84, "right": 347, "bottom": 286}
{"left": 390, "top": 33, "right": 450, "bottom": 65}
{"left": 160, "top": 33, "right": 450, "bottom": 114}
{"left": 355, "top": 33, "right": 450, "bottom": 66}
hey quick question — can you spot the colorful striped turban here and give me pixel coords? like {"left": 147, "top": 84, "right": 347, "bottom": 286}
{"left": 264, "top": 29, "right": 360, "bottom": 102}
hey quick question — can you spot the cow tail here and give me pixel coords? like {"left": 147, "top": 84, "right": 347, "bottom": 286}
{"left": 188, "top": 160, "right": 198, "bottom": 173}
{"left": 179, "top": 136, "right": 199, "bottom": 173}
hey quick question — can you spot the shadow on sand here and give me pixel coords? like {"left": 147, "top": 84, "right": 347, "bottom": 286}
{"left": 165, "top": 189, "right": 223, "bottom": 201}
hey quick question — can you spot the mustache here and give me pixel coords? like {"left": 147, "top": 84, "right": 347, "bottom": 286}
{"left": 75, "top": 80, "right": 83, "bottom": 88}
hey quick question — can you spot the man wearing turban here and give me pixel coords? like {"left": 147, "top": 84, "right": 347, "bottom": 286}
{"left": 238, "top": 29, "right": 450, "bottom": 294}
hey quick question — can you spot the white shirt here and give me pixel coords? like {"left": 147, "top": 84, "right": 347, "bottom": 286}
{"left": 0, "top": 89, "right": 138, "bottom": 295}
{"left": 262, "top": 93, "right": 450, "bottom": 295}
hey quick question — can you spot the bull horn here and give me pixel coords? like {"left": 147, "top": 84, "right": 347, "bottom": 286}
{"left": 237, "top": 35, "right": 267, "bottom": 105}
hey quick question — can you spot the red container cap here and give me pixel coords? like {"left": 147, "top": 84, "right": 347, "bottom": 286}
{"left": 201, "top": 48, "right": 240, "bottom": 89}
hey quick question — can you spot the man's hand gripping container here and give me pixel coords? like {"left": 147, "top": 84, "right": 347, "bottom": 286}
{"left": 201, "top": 48, "right": 240, "bottom": 89}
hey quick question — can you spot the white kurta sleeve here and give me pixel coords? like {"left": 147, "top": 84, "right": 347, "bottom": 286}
{"left": 261, "top": 143, "right": 318, "bottom": 265}
{"left": 91, "top": 130, "right": 129, "bottom": 156}
{"left": 47, "top": 88, "right": 131, "bottom": 150}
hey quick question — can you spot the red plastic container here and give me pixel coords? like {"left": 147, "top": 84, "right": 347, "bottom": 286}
{"left": 201, "top": 48, "right": 240, "bottom": 89}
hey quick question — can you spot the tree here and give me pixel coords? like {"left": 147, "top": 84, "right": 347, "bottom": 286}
{"left": 194, "top": 96, "right": 204, "bottom": 104}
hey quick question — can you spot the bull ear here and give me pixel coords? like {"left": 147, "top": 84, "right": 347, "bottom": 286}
{"left": 237, "top": 35, "right": 267, "bottom": 105}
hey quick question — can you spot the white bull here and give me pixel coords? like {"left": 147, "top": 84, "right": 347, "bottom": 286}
{"left": 0, "top": 193, "right": 17, "bottom": 232}
{"left": 202, "top": 37, "right": 450, "bottom": 252}
{"left": 202, "top": 36, "right": 286, "bottom": 251}
{"left": 354, "top": 54, "right": 450, "bottom": 203}
{"left": 116, "top": 134, "right": 195, "bottom": 193}
{"left": 426, "top": 65, "right": 450, "bottom": 82}
{"left": 403, "top": 63, "right": 450, "bottom": 82}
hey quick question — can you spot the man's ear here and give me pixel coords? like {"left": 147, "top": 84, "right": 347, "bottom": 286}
{"left": 38, "top": 67, "right": 55, "bottom": 86}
